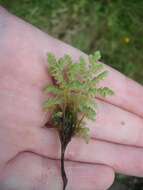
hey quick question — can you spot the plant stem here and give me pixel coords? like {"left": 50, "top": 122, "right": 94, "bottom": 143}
{"left": 61, "top": 143, "right": 68, "bottom": 190}
{"left": 59, "top": 107, "right": 76, "bottom": 190}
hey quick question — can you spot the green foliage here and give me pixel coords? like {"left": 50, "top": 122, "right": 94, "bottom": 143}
{"left": 96, "top": 87, "right": 114, "bottom": 97}
{"left": 2, "top": 1, "right": 142, "bottom": 187}
{"left": 44, "top": 52, "right": 114, "bottom": 142}
{"left": 75, "top": 126, "right": 90, "bottom": 143}
{"left": 68, "top": 1, "right": 143, "bottom": 84}
{"left": 43, "top": 98, "right": 63, "bottom": 110}
{"left": 94, "top": 71, "right": 108, "bottom": 83}
{"left": 2, "top": 0, "right": 142, "bottom": 84}
{"left": 44, "top": 85, "right": 62, "bottom": 95}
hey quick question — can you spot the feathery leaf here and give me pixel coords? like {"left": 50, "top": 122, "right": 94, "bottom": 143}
{"left": 44, "top": 85, "right": 63, "bottom": 95}
{"left": 75, "top": 126, "right": 90, "bottom": 143}
{"left": 43, "top": 98, "right": 63, "bottom": 110}
{"left": 96, "top": 87, "right": 114, "bottom": 97}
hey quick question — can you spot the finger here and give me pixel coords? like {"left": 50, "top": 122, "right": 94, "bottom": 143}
{"left": 67, "top": 139, "right": 143, "bottom": 177}
{"left": 88, "top": 99, "right": 143, "bottom": 147}
{"left": 1, "top": 7, "right": 143, "bottom": 117}
{"left": 29, "top": 128, "right": 143, "bottom": 177}
{"left": 0, "top": 152, "right": 114, "bottom": 190}
{"left": 97, "top": 65, "right": 143, "bottom": 118}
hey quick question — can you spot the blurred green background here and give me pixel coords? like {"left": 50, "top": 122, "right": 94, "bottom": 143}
{"left": 0, "top": 0, "right": 143, "bottom": 189}
{"left": 1, "top": 0, "right": 143, "bottom": 85}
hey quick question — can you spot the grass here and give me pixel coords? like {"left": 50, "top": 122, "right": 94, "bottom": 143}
{"left": 0, "top": 1, "right": 143, "bottom": 189}
{"left": 1, "top": 0, "right": 143, "bottom": 85}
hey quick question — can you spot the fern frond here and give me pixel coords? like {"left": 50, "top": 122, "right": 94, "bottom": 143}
{"left": 44, "top": 85, "right": 63, "bottom": 95}
{"left": 66, "top": 81, "right": 85, "bottom": 91}
{"left": 45, "top": 51, "right": 113, "bottom": 134}
{"left": 75, "top": 126, "right": 90, "bottom": 143}
{"left": 47, "top": 53, "right": 66, "bottom": 86}
{"left": 44, "top": 51, "right": 114, "bottom": 190}
{"left": 94, "top": 70, "right": 108, "bottom": 83}
{"left": 58, "top": 55, "right": 71, "bottom": 71}
{"left": 51, "top": 111, "right": 63, "bottom": 128}
{"left": 67, "top": 62, "right": 82, "bottom": 82}
{"left": 88, "top": 51, "right": 103, "bottom": 74}
{"left": 88, "top": 88, "right": 97, "bottom": 97}
{"left": 96, "top": 87, "right": 114, "bottom": 97}
{"left": 92, "top": 51, "right": 101, "bottom": 61}
{"left": 47, "top": 53, "right": 57, "bottom": 66}
{"left": 43, "top": 98, "right": 63, "bottom": 110}
{"left": 62, "top": 54, "right": 72, "bottom": 66}
{"left": 78, "top": 104, "right": 97, "bottom": 121}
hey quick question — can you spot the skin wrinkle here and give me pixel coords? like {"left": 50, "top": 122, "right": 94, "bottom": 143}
{"left": 135, "top": 127, "right": 143, "bottom": 146}
{"left": 1, "top": 119, "right": 143, "bottom": 179}
{"left": 0, "top": 151, "right": 48, "bottom": 184}
{"left": 0, "top": 128, "right": 40, "bottom": 178}
{"left": 42, "top": 98, "right": 143, "bottom": 147}
{"left": 3, "top": 149, "right": 111, "bottom": 175}
{"left": 92, "top": 99, "right": 143, "bottom": 147}
{"left": 29, "top": 128, "right": 143, "bottom": 177}
{"left": 98, "top": 66, "right": 143, "bottom": 118}
{"left": 0, "top": 151, "right": 114, "bottom": 190}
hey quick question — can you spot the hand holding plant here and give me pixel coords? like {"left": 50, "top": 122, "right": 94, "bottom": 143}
{"left": 0, "top": 7, "right": 143, "bottom": 190}
{"left": 44, "top": 51, "right": 114, "bottom": 189}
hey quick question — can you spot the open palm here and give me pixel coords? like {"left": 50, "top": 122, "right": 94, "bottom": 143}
{"left": 0, "top": 7, "right": 143, "bottom": 190}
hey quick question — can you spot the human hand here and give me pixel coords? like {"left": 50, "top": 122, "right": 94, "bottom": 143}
{"left": 0, "top": 7, "right": 114, "bottom": 190}
{"left": 0, "top": 6, "right": 143, "bottom": 190}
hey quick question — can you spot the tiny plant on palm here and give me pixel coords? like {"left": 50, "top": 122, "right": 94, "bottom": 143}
{"left": 43, "top": 51, "right": 114, "bottom": 190}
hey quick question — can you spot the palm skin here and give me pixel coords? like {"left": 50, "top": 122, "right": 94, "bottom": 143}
{"left": 0, "top": 6, "right": 143, "bottom": 190}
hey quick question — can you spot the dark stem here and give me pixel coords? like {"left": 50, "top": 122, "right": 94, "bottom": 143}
{"left": 59, "top": 107, "right": 76, "bottom": 190}
{"left": 61, "top": 143, "right": 68, "bottom": 190}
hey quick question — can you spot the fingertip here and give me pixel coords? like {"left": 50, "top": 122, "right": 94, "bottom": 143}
{"left": 66, "top": 162, "right": 115, "bottom": 190}
{"left": 99, "top": 165, "right": 115, "bottom": 190}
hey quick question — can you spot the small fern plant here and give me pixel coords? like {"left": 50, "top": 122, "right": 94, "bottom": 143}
{"left": 43, "top": 51, "right": 114, "bottom": 190}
